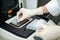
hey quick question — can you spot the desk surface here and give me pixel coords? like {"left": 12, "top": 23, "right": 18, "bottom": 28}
{"left": 0, "top": 19, "right": 56, "bottom": 40}
{"left": 0, "top": 28, "right": 36, "bottom": 40}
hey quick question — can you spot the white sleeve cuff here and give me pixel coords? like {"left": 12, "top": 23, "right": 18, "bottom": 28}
{"left": 45, "top": 0, "right": 60, "bottom": 16}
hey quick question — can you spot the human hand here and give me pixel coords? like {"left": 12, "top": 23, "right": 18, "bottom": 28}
{"left": 35, "top": 25, "right": 60, "bottom": 40}
{"left": 17, "top": 7, "right": 43, "bottom": 22}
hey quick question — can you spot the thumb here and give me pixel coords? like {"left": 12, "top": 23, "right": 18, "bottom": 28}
{"left": 18, "top": 16, "right": 25, "bottom": 22}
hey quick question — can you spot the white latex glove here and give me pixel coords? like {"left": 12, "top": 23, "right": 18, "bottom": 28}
{"left": 35, "top": 25, "right": 60, "bottom": 40}
{"left": 17, "top": 7, "right": 43, "bottom": 22}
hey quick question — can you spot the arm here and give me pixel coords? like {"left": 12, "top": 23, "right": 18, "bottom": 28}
{"left": 42, "top": 6, "right": 48, "bottom": 14}
{"left": 17, "top": 0, "right": 60, "bottom": 22}
{"left": 41, "top": 0, "right": 60, "bottom": 16}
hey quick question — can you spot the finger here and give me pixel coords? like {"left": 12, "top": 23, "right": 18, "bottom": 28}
{"left": 35, "top": 28, "right": 44, "bottom": 37}
{"left": 35, "top": 25, "right": 47, "bottom": 37}
{"left": 36, "top": 28, "right": 44, "bottom": 34}
{"left": 18, "top": 15, "right": 26, "bottom": 22}
{"left": 38, "top": 28, "right": 44, "bottom": 32}
{"left": 17, "top": 10, "right": 22, "bottom": 21}
{"left": 17, "top": 11, "right": 21, "bottom": 19}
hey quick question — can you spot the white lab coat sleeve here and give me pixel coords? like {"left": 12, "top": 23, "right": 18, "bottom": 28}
{"left": 45, "top": 0, "right": 60, "bottom": 16}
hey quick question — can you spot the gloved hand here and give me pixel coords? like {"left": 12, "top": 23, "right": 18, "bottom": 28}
{"left": 35, "top": 25, "right": 60, "bottom": 40}
{"left": 17, "top": 7, "right": 43, "bottom": 22}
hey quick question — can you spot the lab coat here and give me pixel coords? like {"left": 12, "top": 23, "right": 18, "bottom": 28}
{"left": 45, "top": 0, "right": 60, "bottom": 16}
{"left": 41, "top": 0, "right": 60, "bottom": 40}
